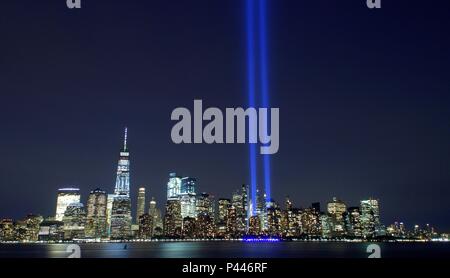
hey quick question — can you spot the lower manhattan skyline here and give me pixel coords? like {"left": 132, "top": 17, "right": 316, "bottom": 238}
{"left": 1, "top": 4, "right": 450, "bottom": 276}
{"left": 0, "top": 0, "right": 449, "bottom": 239}
{"left": 0, "top": 127, "right": 447, "bottom": 242}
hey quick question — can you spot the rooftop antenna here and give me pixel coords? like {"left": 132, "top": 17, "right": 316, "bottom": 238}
{"left": 123, "top": 127, "right": 128, "bottom": 150}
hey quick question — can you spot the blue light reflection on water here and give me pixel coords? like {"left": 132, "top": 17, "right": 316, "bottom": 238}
{"left": 0, "top": 242, "right": 449, "bottom": 258}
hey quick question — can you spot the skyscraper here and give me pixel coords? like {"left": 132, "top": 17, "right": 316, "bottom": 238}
{"left": 149, "top": 197, "right": 157, "bottom": 217}
{"left": 320, "top": 213, "right": 333, "bottom": 238}
{"left": 300, "top": 208, "right": 321, "bottom": 236}
{"left": 327, "top": 197, "right": 347, "bottom": 236}
{"left": 180, "top": 177, "right": 197, "bottom": 218}
{"left": 226, "top": 206, "right": 238, "bottom": 238}
{"left": 166, "top": 174, "right": 196, "bottom": 218}
{"left": 137, "top": 187, "right": 146, "bottom": 223}
{"left": 195, "top": 193, "right": 215, "bottom": 238}
{"left": 267, "top": 205, "right": 282, "bottom": 237}
{"left": 251, "top": 189, "right": 267, "bottom": 231}
{"left": 106, "top": 194, "right": 115, "bottom": 236}
{"left": 62, "top": 203, "right": 86, "bottom": 240}
{"left": 167, "top": 173, "right": 181, "bottom": 200}
{"left": 232, "top": 189, "right": 246, "bottom": 236}
{"left": 164, "top": 199, "right": 182, "bottom": 238}
{"left": 110, "top": 196, "right": 132, "bottom": 239}
{"left": 360, "top": 198, "right": 381, "bottom": 238}
{"left": 249, "top": 215, "right": 261, "bottom": 235}
{"left": 85, "top": 188, "right": 108, "bottom": 239}
{"left": 148, "top": 197, "right": 158, "bottom": 237}
{"left": 218, "top": 198, "right": 231, "bottom": 224}
{"left": 110, "top": 128, "right": 132, "bottom": 239}
{"left": 217, "top": 198, "right": 231, "bottom": 237}
{"left": 196, "top": 193, "right": 214, "bottom": 217}
{"left": 148, "top": 198, "right": 163, "bottom": 237}
{"left": 138, "top": 213, "right": 152, "bottom": 239}
{"left": 55, "top": 188, "right": 81, "bottom": 221}
{"left": 345, "top": 206, "right": 362, "bottom": 237}
{"left": 180, "top": 177, "right": 195, "bottom": 194}
{"left": 196, "top": 213, "right": 215, "bottom": 239}
{"left": 114, "top": 128, "right": 130, "bottom": 196}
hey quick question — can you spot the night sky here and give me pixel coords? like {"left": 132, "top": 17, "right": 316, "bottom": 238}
{"left": 0, "top": 0, "right": 449, "bottom": 231}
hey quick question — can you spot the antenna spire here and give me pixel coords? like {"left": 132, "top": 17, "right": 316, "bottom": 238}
{"left": 123, "top": 127, "right": 128, "bottom": 150}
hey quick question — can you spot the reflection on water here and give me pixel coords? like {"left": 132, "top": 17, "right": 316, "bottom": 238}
{"left": 0, "top": 242, "right": 448, "bottom": 258}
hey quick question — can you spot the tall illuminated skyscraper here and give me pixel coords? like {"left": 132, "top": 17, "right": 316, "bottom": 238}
{"left": 196, "top": 193, "right": 214, "bottom": 217}
{"left": 180, "top": 177, "right": 195, "bottom": 194}
{"left": 167, "top": 173, "right": 181, "bottom": 200}
{"left": 164, "top": 199, "right": 182, "bottom": 238}
{"left": 345, "top": 206, "right": 362, "bottom": 237}
{"left": 148, "top": 197, "right": 157, "bottom": 237}
{"left": 166, "top": 174, "right": 196, "bottom": 218}
{"left": 149, "top": 197, "right": 157, "bottom": 217}
{"left": 180, "top": 177, "right": 196, "bottom": 218}
{"left": 218, "top": 199, "right": 231, "bottom": 224}
{"left": 55, "top": 188, "right": 81, "bottom": 221}
{"left": 232, "top": 189, "right": 246, "bottom": 235}
{"left": 327, "top": 197, "right": 347, "bottom": 236}
{"left": 148, "top": 197, "right": 163, "bottom": 237}
{"left": 85, "top": 188, "right": 108, "bottom": 239}
{"left": 255, "top": 189, "right": 267, "bottom": 231}
{"left": 360, "top": 198, "right": 381, "bottom": 238}
{"left": 114, "top": 128, "right": 130, "bottom": 196}
{"left": 110, "top": 128, "right": 132, "bottom": 239}
{"left": 137, "top": 187, "right": 146, "bottom": 222}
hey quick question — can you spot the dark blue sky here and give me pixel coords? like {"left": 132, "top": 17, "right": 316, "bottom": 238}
{"left": 0, "top": 0, "right": 449, "bottom": 231}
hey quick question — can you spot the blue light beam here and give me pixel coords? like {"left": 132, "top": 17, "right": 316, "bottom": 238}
{"left": 258, "top": 0, "right": 271, "bottom": 204}
{"left": 246, "top": 0, "right": 258, "bottom": 216}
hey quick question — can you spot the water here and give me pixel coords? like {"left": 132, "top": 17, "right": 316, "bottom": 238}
{"left": 0, "top": 242, "right": 449, "bottom": 258}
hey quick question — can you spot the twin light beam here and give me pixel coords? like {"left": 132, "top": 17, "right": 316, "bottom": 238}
{"left": 246, "top": 0, "right": 271, "bottom": 216}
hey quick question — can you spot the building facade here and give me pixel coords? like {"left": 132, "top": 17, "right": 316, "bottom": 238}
{"left": 110, "top": 195, "right": 132, "bottom": 239}
{"left": 137, "top": 187, "right": 146, "bottom": 223}
{"left": 360, "top": 198, "right": 381, "bottom": 238}
{"left": 63, "top": 203, "right": 86, "bottom": 240}
{"left": 164, "top": 199, "right": 182, "bottom": 238}
{"left": 85, "top": 188, "right": 108, "bottom": 238}
{"left": 55, "top": 188, "right": 81, "bottom": 221}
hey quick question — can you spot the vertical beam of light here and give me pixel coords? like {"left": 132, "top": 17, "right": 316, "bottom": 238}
{"left": 258, "top": 0, "right": 271, "bottom": 204}
{"left": 246, "top": 0, "right": 257, "bottom": 216}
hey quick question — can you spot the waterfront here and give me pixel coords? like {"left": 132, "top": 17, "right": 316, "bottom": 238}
{"left": 0, "top": 242, "right": 448, "bottom": 258}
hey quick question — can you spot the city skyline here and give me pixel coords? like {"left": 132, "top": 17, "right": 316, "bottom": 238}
{"left": 0, "top": 0, "right": 449, "bottom": 232}
{"left": 0, "top": 128, "right": 446, "bottom": 240}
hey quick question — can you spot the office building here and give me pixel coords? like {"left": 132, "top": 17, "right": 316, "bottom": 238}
{"left": 85, "top": 188, "right": 108, "bottom": 238}
{"left": 63, "top": 203, "right": 86, "bottom": 240}
{"left": 164, "top": 199, "right": 182, "bottom": 238}
{"left": 110, "top": 195, "right": 132, "bottom": 239}
{"left": 137, "top": 187, "right": 146, "bottom": 222}
{"left": 55, "top": 188, "right": 81, "bottom": 221}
